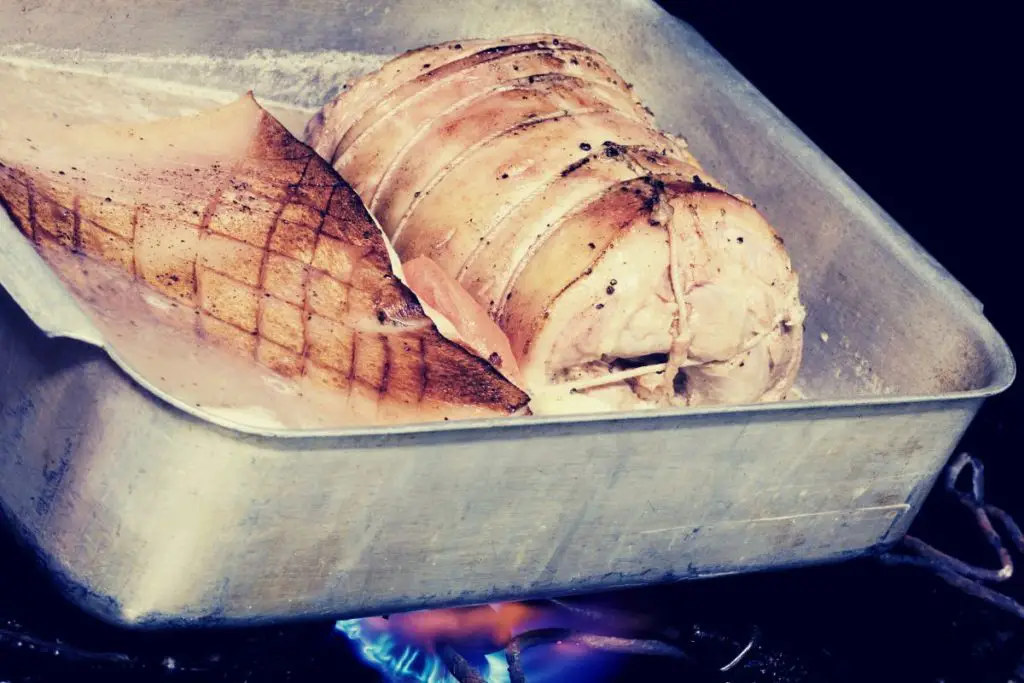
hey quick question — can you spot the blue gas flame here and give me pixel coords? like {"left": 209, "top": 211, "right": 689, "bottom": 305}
{"left": 335, "top": 616, "right": 617, "bottom": 683}
{"left": 334, "top": 619, "right": 509, "bottom": 683}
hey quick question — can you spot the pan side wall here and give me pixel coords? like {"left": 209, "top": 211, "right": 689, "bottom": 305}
{"left": 0, "top": 290, "right": 978, "bottom": 628}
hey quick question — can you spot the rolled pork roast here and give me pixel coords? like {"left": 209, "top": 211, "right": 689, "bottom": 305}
{"left": 305, "top": 34, "right": 806, "bottom": 414}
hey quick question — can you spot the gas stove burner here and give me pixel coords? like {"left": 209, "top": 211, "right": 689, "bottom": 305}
{"left": 334, "top": 598, "right": 760, "bottom": 682}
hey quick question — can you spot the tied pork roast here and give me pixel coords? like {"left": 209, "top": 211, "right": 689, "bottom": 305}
{"left": 0, "top": 94, "right": 529, "bottom": 424}
{"left": 305, "top": 34, "right": 807, "bottom": 413}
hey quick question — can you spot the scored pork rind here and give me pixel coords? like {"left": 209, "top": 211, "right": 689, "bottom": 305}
{"left": 0, "top": 93, "right": 529, "bottom": 423}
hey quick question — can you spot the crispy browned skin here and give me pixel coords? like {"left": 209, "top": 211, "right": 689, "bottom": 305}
{"left": 0, "top": 93, "right": 529, "bottom": 421}
{"left": 305, "top": 34, "right": 805, "bottom": 413}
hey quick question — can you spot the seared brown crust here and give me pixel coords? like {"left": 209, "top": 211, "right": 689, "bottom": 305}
{"left": 0, "top": 94, "right": 529, "bottom": 419}
{"left": 305, "top": 34, "right": 654, "bottom": 165}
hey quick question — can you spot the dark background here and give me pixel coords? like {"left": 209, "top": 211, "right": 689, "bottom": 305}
{"left": 2, "top": 3, "right": 1022, "bottom": 682}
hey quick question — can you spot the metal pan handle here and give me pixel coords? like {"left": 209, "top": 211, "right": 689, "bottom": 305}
{"left": 878, "top": 452, "right": 1024, "bottom": 619}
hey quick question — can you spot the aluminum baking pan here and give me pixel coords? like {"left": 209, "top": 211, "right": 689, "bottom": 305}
{"left": 0, "top": 0, "right": 1015, "bottom": 629}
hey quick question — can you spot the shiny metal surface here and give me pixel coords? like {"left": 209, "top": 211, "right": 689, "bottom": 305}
{"left": 0, "top": 0, "right": 1015, "bottom": 628}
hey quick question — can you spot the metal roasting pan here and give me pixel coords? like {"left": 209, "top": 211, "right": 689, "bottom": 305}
{"left": 0, "top": 0, "right": 1015, "bottom": 629}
